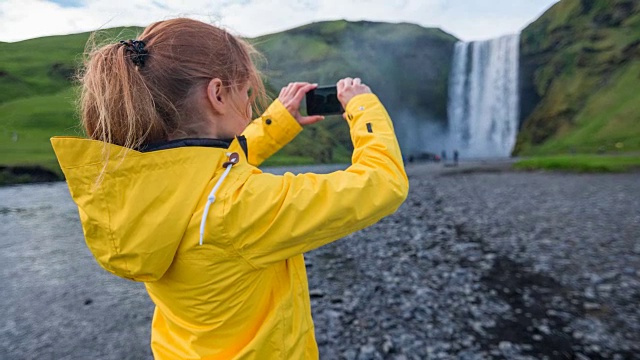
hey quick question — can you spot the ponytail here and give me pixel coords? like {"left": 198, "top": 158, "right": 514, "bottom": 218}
{"left": 79, "top": 18, "right": 268, "bottom": 152}
{"left": 81, "top": 38, "right": 170, "bottom": 151}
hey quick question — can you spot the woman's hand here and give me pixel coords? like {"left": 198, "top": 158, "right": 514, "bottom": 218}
{"left": 278, "top": 82, "right": 324, "bottom": 126}
{"left": 337, "top": 77, "right": 371, "bottom": 110}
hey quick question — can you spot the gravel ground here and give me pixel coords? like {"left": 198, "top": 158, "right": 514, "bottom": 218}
{"left": 309, "top": 163, "right": 640, "bottom": 359}
{"left": 1, "top": 162, "right": 639, "bottom": 359}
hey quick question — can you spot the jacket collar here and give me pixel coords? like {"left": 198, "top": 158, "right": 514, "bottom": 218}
{"left": 139, "top": 138, "right": 233, "bottom": 152}
{"left": 139, "top": 135, "right": 249, "bottom": 160}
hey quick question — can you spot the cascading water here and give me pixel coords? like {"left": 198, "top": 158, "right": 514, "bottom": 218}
{"left": 447, "top": 34, "right": 520, "bottom": 158}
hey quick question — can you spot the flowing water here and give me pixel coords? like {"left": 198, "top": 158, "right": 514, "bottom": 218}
{"left": 447, "top": 34, "right": 520, "bottom": 158}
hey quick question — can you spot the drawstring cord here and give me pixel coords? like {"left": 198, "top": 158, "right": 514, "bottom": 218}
{"left": 199, "top": 152, "right": 239, "bottom": 246}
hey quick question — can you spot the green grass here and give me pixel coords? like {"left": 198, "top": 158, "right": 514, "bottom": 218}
{"left": 0, "top": 27, "right": 142, "bottom": 104}
{"left": 263, "top": 152, "right": 351, "bottom": 167}
{"left": 514, "top": 154, "right": 640, "bottom": 172}
{"left": 0, "top": 87, "right": 81, "bottom": 167}
{"left": 261, "top": 155, "right": 318, "bottom": 167}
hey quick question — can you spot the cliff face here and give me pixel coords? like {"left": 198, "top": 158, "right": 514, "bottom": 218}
{"left": 516, "top": 0, "right": 640, "bottom": 155}
{"left": 255, "top": 20, "right": 457, "bottom": 123}
{"left": 253, "top": 21, "right": 458, "bottom": 157}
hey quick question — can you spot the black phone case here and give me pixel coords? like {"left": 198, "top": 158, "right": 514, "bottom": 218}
{"left": 306, "top": 85, "right": 344, "bottom": 116}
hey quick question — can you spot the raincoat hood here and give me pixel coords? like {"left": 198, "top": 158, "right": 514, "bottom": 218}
{"left": 51, "top": 136, "right": 244, "bottom": 282}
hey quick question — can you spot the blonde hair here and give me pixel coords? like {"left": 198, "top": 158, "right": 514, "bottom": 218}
{"left": 80, "top": 18, "right": 268, "bottom": 150}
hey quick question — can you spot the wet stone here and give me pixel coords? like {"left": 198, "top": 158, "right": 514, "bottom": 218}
{"left": 309, "top": 289, "right": 325, "bottom": 298}
{"left": 357, "top": 344, "right": 380, "bottom": 360}
{"left": 584, "top": 302, "right": 601, "bottom": 311}
{"left": 597, "top": 284, "right": 614, "bottom": 293}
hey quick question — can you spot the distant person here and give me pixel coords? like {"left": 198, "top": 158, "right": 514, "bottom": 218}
{"left": 454, "top": 149, "right": 459, "bottom": 166}
{"left": 50, "top": 18, "right": 408, "bottom": 359}
{"left": 441, "top": 150, "right": 447, "bottom": 161}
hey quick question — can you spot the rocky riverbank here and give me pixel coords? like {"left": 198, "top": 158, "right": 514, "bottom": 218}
{"left": 308, "top": 164, "right": 640, "bottom": 359}
{"left": 1, "top": 163, "right": 638, "bottom": 359}
{"left": 0, "top": 165, "right": 61, "bottom": 186}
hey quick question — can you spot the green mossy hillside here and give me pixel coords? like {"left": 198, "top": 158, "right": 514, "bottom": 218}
{"left": 253, "top": 21, "right": 457, "bottom": 157}
{"left": 0, "top": 27, "right": 142, "bottom": 104}
{"left": 0, "top": 27, "right": 142, "bottom": 171}
{"left": 516, "top": 0, "right": 640, "bottom": 155}
{"left": 253, "top": 20, "right": 456, "bottom": 122}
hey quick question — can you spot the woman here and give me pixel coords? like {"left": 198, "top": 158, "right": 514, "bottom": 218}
{"left": 52, "top": 17, "right": 408, "bottom": 359}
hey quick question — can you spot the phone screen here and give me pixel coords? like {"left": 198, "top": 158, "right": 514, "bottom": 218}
{"left": 306, "top": 85, "right": 343, "bottom": 116}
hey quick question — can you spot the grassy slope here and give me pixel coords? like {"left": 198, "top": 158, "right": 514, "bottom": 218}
{"left": 515, "top": 0, "right": 640, "bottom": 155}
{"left": 0, "top": 27, "right": 142, "bottom": 104}
{"left": 0, "top": 88, "right": 79, "bottom": 168}
{"left": 0, "top": 27, "right": 142, "bottom": 171}
{"left": 0, "top": 21, "right": 456, "bottom": 170}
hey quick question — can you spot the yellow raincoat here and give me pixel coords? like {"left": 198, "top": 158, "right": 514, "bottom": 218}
{"left": 52, "top": 94, "right": 408, "bottom": 359}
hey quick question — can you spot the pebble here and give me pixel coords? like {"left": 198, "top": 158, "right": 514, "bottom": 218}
{"left": 382, "top": 339, "right": 394, "bottom": 354}
{"left": 357, "top": 344, "right": 380, "bottom": 360}
{"left": 597, "top": 284, "right": 614, "bottom": 293}
{"left": 537, "top": 324, "right": 551, "bottom": 335}
{"left": 309, "top": 289, "right": 325, "bottom": 298}
{"left": 342, "top": 349, "right": 357, "bottom": 360}
{"left": 498, "top": 341, "right": 513, "bottom": 352}
{"left": 584, "top": 302, "right": 601, "bottom": 311}
{"left": 584, "top": 287, "right": 596, "bottom": 299}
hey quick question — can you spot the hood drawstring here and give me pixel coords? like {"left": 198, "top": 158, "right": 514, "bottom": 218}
{"left": 199, "top": 152, "right": 240, "bottom": 246}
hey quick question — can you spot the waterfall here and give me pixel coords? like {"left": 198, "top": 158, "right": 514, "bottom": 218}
{"left": 447, "top": 34, "right": 520, "bottom": 158}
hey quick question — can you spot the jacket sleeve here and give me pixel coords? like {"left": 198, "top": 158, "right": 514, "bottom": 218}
{"left": 241, "top": 99, "right": 303, "bottom": 166}
{"left": 222, "top": 94, "right": 409, "bottom": 269}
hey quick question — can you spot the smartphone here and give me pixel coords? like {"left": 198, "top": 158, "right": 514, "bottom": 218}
{"left": 306, "top": 85, "right": 343, "bottom": 116}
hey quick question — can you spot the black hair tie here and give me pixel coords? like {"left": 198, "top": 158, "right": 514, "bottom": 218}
{"left": 119, "top": 39, "right": 148, "bottom": 68}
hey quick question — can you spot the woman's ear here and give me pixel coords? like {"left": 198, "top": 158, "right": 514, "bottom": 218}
{"left": 206, "top": 78, "right": 225, "bottom": 114}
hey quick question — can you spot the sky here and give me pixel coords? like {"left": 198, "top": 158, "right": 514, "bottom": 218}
{"left": 0, "top": 0, "right": 560, "bottom": 43}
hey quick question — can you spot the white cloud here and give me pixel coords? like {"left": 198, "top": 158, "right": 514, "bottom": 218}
{"left": 0, "top": 0, "right": 559, "bottom": 42}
